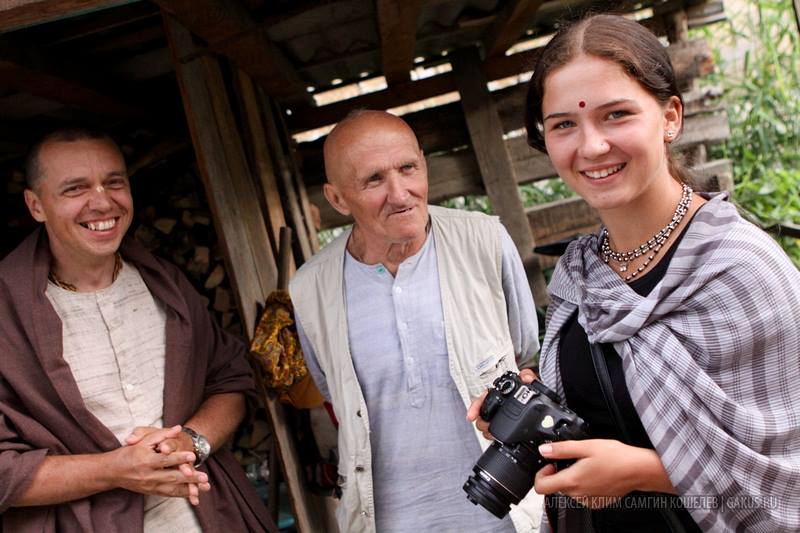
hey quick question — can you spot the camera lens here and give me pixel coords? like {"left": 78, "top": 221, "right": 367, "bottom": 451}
{"left": 496, "top": 376, "right": 517, "bottom": 395}
{"left": 463, "top": 441, "right": 540, "bottom": 519}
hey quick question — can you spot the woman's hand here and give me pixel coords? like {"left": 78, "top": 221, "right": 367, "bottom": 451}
{"left": 466, "top": 368, "right": 538, "bottom": 439}
{"left": 534, "top": 439, "right": 676, "bottom": 509}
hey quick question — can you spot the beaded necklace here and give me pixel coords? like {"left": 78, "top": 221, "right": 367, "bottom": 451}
{"left": 48, "top": 253, "right": 123, "bottom": 292}
{"left": 601, "top": 183, "right": 693, "bottom": 281}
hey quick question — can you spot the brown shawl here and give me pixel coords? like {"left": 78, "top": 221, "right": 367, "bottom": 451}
{"left": 0, "top": 228, "right": 276, "bottom": 532}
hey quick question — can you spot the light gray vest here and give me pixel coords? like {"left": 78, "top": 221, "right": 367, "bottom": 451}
{"left": 291, "top": 206, "right": 534, "bottom": 532}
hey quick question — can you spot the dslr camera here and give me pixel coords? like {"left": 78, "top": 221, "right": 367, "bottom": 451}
{"left": 463, "top": 371, "right": 589, "bottom": 519}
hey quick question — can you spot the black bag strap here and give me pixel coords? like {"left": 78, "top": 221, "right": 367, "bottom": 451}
{"left": 588, "top": 343, "right": 687, "bottom": 533}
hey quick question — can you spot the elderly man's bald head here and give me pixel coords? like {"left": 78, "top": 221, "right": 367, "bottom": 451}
{"left": 323, "top": 110, "right": 421, "bottom": 185}
{"left": 320, "top": 109, "right": 429, "bottom": 252}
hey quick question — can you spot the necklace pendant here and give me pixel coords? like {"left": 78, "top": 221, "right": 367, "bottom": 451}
{"left": 619, "top": 263, "right": 628, "bottom": 272}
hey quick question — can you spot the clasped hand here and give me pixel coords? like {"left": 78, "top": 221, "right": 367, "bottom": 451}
{"left": 111, "top": 425, "right": 210, "bottom": 505}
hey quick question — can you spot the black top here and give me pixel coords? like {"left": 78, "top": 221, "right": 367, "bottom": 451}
{"left": 556, "top": 211, "right": 703, "bottom": 533}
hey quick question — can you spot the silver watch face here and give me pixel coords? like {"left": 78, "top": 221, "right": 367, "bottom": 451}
{"left": 182, "top": 427, "right": 211, "bottom": 464}
{"left": 195, "top": 435, "right": 211, "bottom": 461}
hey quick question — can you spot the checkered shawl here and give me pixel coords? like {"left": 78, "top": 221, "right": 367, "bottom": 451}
{"left": 539, "top": 194, "right": 800, "bottom": 532}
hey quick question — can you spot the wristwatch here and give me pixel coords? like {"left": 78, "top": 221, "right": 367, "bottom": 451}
{"left": 181, "top": 426, "right": 211, "bottom": 468}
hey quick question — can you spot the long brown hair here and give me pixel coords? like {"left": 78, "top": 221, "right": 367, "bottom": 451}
{"left": 524, "top": 14, "right": 691, "bottom": 184}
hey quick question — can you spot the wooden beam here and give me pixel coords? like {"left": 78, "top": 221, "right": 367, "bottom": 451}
{"left": 168, "top": 22, "right": 319, "bottom": 533}
{"left": 28, "top": 1, "right": 159, "bottom": 46}
{"left": 287, "top": 47, "right": 540, "bottom": 133}
{"left": 110, "top": 47, "right": 173, "bottom": 81}
{"left": 154, "top": 0, "right": 308, "bottom": 103}
{"left": 0, "top": 93, "right": 62, "bottom": 120}
{"left": 0, "top": 0, "right": 134, "bottom": 33}
{"left": 163, "top": 14, "right": 277, "bottom": 335}
{"left": 91, "top": 25, "right": 164, "bottom": 54}
{"left": 451, "top": 46, "right": 547, "bottom": 305}
{"left": 0, "top": 59, "right": 149, "bottom": 122}
{"left": 294, "top": 37, "right": 717, "bottom": 177}
{"left": 260, "top": 93, "right": 314, "bottom": 262}
{"left": 273, "top": 101, "right": 320, "bottom": 255}
{"left": 528, "top": 196, "right": 599, "bottom": 244}
{"left": 376, "top": 0, "right": 423, "bottom": 85}
{"left": 482, "top": 0, "right": 545, "bottom": 58}
{"left": 288, "top": 35, "right": 711, "bottom": 133}
{"left": 527, "top": 196, "right": 600, "bottom": 269}
{"left": 693, "top": 158, "right": 733, "bottom": 193}
{"left": 128, "top": 137, "right": 190, "bottom": 177}
{"left": 235, "top": 69, "right": 288, "bottom": 258}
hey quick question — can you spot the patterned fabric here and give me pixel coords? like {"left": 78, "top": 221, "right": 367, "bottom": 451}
{"left": 540, "top": 194, "right": 800, "bottom": 532}
{"left": 250, "top": 290, "right": 308, "bottom": 389}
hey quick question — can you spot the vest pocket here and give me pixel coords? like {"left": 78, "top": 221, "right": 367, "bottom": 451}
{"left": 464, "top": 345, "right": 518, "bottom": 398}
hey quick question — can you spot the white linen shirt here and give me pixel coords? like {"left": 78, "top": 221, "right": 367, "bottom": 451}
{"left": 46, "top": 261, "right": 202, "bottom": 533}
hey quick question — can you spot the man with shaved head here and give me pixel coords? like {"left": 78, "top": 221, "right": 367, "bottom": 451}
{"left": 291, "top": 111, "right": 542, "bottom": 532}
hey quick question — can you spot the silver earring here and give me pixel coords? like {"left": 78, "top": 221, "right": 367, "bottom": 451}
{"left": 666, "top": 130, "right": 675, "bottom": 139}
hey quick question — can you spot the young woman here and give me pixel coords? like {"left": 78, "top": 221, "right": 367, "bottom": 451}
{"left": 482, "top": 13, "right": 800, "bottom": 533}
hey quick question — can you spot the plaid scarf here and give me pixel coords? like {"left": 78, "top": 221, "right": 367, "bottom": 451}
{"left": 540, "top": 194, "right": 800, "bottom": 532}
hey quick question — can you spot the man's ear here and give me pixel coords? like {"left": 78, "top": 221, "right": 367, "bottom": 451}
{"left": 323, "top": 182, "right": 351, "bottom": 216}
{"left": 24, "top": 189, "right": 47, "bottom": 222}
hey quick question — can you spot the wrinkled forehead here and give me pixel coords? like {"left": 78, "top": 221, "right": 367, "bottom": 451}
{"left": 326, "top": 117, "right": 422, "bottom": 181}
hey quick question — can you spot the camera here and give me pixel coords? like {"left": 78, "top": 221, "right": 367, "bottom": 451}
{"left": 463, "top": 371, "right": 589, "bottom": 519}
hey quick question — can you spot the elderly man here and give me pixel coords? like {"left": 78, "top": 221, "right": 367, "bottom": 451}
{"left": 290, "top": 110, "right": 542, "bottom": 532}
{"left": 0, "top": 128, "right": 275, "bottom": 532}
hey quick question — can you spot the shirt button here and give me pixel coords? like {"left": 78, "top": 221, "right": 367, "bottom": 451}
{"left": 124, "top": 383, "right": 134, "bottom": 391}
{"left": 394, "top": 286, "right": 402, "bottom": 294}
{"left": 355, "top": 465, "right": 365, "bottom": 472}
{"left": 361, "top": 510, "right": 369, "bottom": 517}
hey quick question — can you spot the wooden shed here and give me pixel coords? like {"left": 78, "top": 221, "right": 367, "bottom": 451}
{"left": 0, "top": 0, "right": 730, "bottom": 530}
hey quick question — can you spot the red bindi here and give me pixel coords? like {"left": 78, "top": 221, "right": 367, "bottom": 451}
{"left": 578, "top": 101, "right": 586, "bottom": 108}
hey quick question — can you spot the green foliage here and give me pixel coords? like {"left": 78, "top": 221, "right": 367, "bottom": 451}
{"left": 695, "top": 0, "right": 800, "bottom": 266}
{"left": 438, "top": 177, "right": 575, "bottom": 215}
{"left": 519, "top": 177, "right": 575, "bottom": 207}
{"left": 317, "top": 225, "right": 349, "bottom": 248}
{"left": 440, "top": 195, "right": 493, "bottom": 213}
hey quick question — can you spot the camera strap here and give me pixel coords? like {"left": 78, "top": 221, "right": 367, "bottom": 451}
{"left": 588, "top": 342, "right": 688, "bottom": 533}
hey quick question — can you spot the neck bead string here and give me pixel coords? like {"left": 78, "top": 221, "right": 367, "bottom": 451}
{"left": 601, "top": 183, "right": 693, "bottom": 281}
{"left": 48, "top": 253, "right": 123, "bottom": 292}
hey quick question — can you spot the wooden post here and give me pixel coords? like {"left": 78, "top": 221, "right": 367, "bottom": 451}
{"left": 272, "top": 100, "right": 320, "bottom": 254}
{"left": 451, "top": 46, "right": 548, "bottom": 305}
{"left": 235, "top": 69, "right": 291, "bottom": 263}
{"left": 259, "top": 90, "right": 314, "bottom": 262}
{"left": 163, "top": 16, "right": 320, "bottom": 533}
{"left": 665, "top": 10, "right": 708, "bottom": 170}
{"left": 163, "top": 14, "right": 276, "bottom": 335}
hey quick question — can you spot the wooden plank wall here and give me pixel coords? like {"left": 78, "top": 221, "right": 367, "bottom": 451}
{"left": 301, "top": 16, "right": 732, "bottom": 276}
{"left": 164, "top": 15, "right": 326, "bottom": 533}
{"left": 451, "top": 45, "right": 547, "bottom": 303}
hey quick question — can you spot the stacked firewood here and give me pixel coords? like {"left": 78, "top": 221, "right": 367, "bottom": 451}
{"left": 129, "top": 162, "right": 272, "bottom": 481}
{"left": 131, "top": 166, "right": 243, "bottom": 338}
